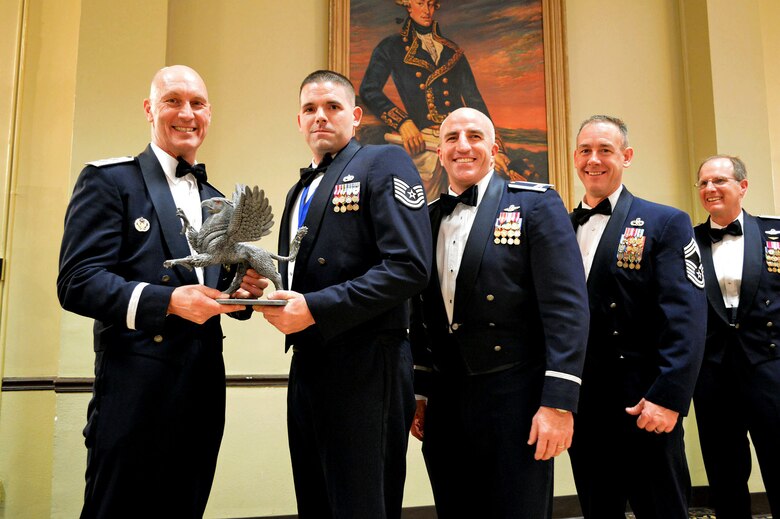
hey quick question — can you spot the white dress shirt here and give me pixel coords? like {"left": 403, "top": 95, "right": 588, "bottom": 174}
{"left": 575, "top": 185, "right": 624, "bottom": 280}
{"left": 711, "top": 211, "right": 745, "bottom": 309}
{"left": 127, "top": 143, "right": 205, "bottom": 330}
{"left": 287, "top": 157, "right": 329, "bottom": 289}
{"left": 437, "top": 171, "right": 494, "bottom": 324}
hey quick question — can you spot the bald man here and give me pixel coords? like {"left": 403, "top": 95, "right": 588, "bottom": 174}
{"left": 58, "top": 65, "right": 255, "bottom": 518}
{"left": 409, "top": 107, "right": 588, "bottom": 518}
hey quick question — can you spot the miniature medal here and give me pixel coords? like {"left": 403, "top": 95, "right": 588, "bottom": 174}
{"left": 616, "top": 227, "right": 646, "bottom": 269}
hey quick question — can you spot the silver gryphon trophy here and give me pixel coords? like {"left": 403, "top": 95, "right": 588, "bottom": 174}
{"left": 163, "top": 184, "right": 307, "bottom": 303}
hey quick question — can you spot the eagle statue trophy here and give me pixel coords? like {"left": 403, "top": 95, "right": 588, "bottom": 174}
{"left": 163, "top": 184, "right": 306, "bottom": 294}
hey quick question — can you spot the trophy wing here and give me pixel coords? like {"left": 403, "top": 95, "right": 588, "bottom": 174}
{"left": 226, "top": 184, "right": 274, "bottom": 244}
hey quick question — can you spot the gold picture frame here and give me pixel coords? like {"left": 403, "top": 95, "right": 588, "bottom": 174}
{"left": 328, "top": 0, "right": 572, "bottom": 207}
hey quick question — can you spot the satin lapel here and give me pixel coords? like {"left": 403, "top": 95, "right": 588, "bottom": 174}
{"left": 427, "top": 202, "right": 448, "bottom": 320}
{"left": 138, "top": 145, "right": 198, "bottom": 284}
{"left": 697, "top": 219, "right": 729, "bottom": 324}
{"left": 587, "top": 188, "right": 633, "bottom": 293}
{"left": 738, "top": 212, "right": 762, "bottom": 317}
{"left": 292, "top": 139, "right": 361, "bottom": 285}
{"left": 278, "top": 183, "right": 301, "bottom": 289}
{"left": 200, "top": 184, "right": 222, "bottom": 288}
{"left": 453, "top": 175, "right": 503, "bottom": 321}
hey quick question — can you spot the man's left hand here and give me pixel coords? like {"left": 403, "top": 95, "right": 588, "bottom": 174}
{"left": 527, "top": 406, "right": 573, "bottom": 461}
{"left": 625, "top": 398, "right": 679, "bottom": 434}
{"left": 237, "top": 268, "right": 269, "bottom": 298}
{"left": 254, "top": 290, "right": 315, "bottom": 334}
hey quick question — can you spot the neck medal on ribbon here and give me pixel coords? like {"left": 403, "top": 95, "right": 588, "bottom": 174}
{"left": 617, "top": 227, "right": 646, "bottom": 269}
{"left": 494, "top": 211, "right": 522, "bottom": 246}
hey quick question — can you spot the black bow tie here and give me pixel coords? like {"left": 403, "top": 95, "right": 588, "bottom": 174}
{"left": 439, "top": 185, "right": 478, "bottom": 216}
{"left": 299, "top": 154, "right": 334, "bottom": 187}
{"left": 572, "top": 198, "right": 612, "bottom": 228}
{"left": 708, "top": 219, "right": 743, "bottom": 243}
{"left": 175, "top": 156, "right": 207, "bottom": 184}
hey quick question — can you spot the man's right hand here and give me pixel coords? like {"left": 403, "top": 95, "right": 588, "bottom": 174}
{"left": 167, "top": 285, "right": 245, "bottom": 324}
{"left": 399, "top": 120, "right": 426, "bottom": 156}
{"left": 411, "top": 399, "right": 426, "bottom": 441}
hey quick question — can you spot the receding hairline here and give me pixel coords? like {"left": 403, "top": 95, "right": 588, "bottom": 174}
{"left": 148, "top": 65, "right": 208, "bottom": 102}
{"left": 697, "top": 154, "right": 748, "bottom": 181}
{"left": 440, "top": 107, "right": 496, "bottom": 144}
{"left": 577, "top": 115, "right": 629, "bottom": 148}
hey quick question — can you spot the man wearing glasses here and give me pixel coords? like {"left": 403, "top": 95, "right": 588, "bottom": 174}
{"left": 692, "top": 155, "right": 780, "bottom": 519}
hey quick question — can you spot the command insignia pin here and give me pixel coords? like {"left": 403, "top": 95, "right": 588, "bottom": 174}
{"left": 343, "top": 174, "right": 355, "bottom": 182}
{"left": 630, "top": 218, "right": 645, "bottom": 227}
{"left": 135, "top": 217, "right": 150, "bottom": 232}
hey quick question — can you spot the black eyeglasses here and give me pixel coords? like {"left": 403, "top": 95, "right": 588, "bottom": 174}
{"left": 695, "top": 177, "right": 738, "bottom": 190}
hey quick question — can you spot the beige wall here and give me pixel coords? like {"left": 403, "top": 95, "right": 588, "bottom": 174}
{"left": 1, "top": 0, "right": 779, "bottom": 516}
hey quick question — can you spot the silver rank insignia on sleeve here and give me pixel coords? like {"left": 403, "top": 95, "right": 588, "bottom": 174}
{"left": 684, "top": 238, "right": 705, "bottom": 287}
{"left": 393, "top": 177, "right": 425, "bottom": 209}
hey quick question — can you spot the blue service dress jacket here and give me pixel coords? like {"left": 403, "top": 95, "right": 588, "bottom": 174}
{"left": 694, "top": 211, "right": 780, "bottom": 364}
{"left": 411, "top": 174, "right": 589, "bottom": 411}
{"left": 278, "top": 138, "right": 432, "bottom": 349}
{"left": 580, "top": 188, "right": 707, "bottom": 414}
{"left": 58, "top": 144, "right": 247, "bottom": 353}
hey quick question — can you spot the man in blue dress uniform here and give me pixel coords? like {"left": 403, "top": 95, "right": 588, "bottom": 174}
{"left": 409, "top": 107, "right": 589, "bottom": 518}
{"left": 568, "top": 114, "right": 707, "bottom": 518}
{"left": 693, "top": 155, "right": 780, "bottom": 519}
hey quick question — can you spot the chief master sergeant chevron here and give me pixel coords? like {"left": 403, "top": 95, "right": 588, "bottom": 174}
{"left": 408, "top": 107, "right": 589, "bottom": 518}
{"left": 253, "top": 69, "right": 432, "bottom": 519}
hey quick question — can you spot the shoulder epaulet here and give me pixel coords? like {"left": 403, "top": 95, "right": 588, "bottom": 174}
{"left": 508, "top": 181, "right": 553, "bottom": 192}
{"left": 758, "top": 214, "right": 780, "bottom": 220}
{"left": 85, "top": 156, "right": 134, "bottom": 167}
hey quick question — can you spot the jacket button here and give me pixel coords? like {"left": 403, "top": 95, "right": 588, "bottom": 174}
{"left": 451, "top": 323, "right": 460, "bottom": 331}
{"left": 419, "top": 83, "right": 425, "bottom": 90}
{"left": 416, "top": 71, "right": 422, "bottom": 78}
{"left": 770, "top": 343, "right": 777, "bottom": 348}
{"left": 735, "top": 323, "right": 741, "bottom": 329}
{"left": 766, "top": 300, "right": 771, "bottom": 306}
{"left": 318, "top": 257, "right": 326, "bottom": 265}
{"left": 486, "top": 294, "right": 495, "bottom": 301}
{"left": 443, "top": 90, "right": 449, "bottom": 96}
{"left": 161, "top": 275, "right": 171, "bottom": 283}
{"left": 613, "top": 331, "right": 619, "bottom": 336}
{"left": 494, "top": 345, "right": 502, "bottom": 352}
{"left": 768, "top": 321, "right": 774, "bottom": 328}
{"left": 442, "top": 77, "right": 449, "bottom": 84}
{"left": 609, "top": 302, "right": 617, "bottom": 309}
{"left": 488, "top": 322, "right": 496, "bottom": 327}
{"left": 444, "top": 101, "right": 451, "bottom": 107}
{"left": 153, "top": 335, "right": 163, "bottom": 343}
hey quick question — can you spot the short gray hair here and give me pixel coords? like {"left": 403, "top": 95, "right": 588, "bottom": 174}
{"left": 577, "top": 115, "right": 629, "bottom": 148}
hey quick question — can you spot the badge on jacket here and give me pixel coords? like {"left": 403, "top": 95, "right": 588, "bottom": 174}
{"left": 393, "top": 177, "right": 425, "bottom": 209}
{"left": 684, "top": 238, "right": 705, "bottom": 288}
{"left": 765, "top": 240, "right": 780, "bottom": 273}
{"left": 332, "top": 182, "right": 360, "bottom": 213}
{"left": 494, "top": 211, "right": 522, "bottom": 245}
{"left": 616, "top": 227, "right": 645, "bottom": 269}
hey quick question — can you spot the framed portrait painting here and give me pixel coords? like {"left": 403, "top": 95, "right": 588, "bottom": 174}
{"left": 329, "top": 0, "right": 572, "bottom": 206}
